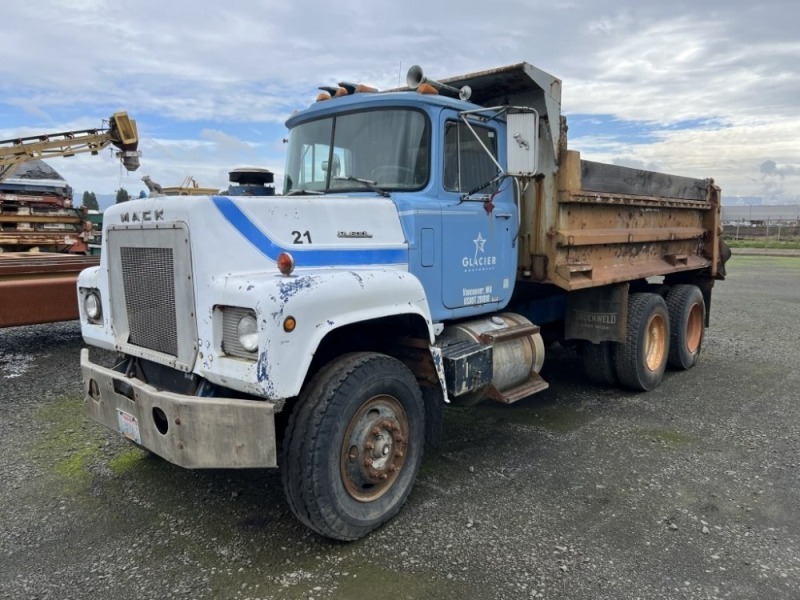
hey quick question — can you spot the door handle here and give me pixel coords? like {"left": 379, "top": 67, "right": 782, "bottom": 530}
{"left": 494, "top": 212, "right": 513, "bottom": 219}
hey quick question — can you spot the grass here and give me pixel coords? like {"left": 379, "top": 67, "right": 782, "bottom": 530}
{"left": 107, "top": 446, "right": 150, "bottom": 474}
{"left": 33, "top": 396, "right": 102, "bottom": 493}
{"left": 724, "top": 238, "right": 800, "bottom": 250}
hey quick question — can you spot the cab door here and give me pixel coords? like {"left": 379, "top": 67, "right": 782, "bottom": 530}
{"left": 440, "top": 117, "right": 517, "bottom": 312}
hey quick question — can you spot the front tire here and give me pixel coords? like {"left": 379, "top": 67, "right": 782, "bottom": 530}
{"left": 281, "top": 352, "right": 425, "bottom": 541}
{"left": 666, "top": 284, "right": 705, "bottom": 370}
{"left": 614, "top": 293, "right": 670, "bottom": 391}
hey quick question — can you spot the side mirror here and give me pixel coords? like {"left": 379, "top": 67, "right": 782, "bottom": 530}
{"left": 322, "top": 154, "right": 341, "bottom": 177}
{"left": 506, "top": 112, "right": 539, "bottom": 177}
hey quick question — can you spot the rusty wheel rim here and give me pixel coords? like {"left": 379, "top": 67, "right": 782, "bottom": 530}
{"left": 340, "top": 395, "right": 409, "bottom": 502}
{"left": 686, "top": 303, "right": 703, "bottom": 353}
{"left": 645, "top": 313, "right": 667, "bottom": 372}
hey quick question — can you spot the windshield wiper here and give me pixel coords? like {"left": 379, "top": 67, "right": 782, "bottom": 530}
{"left": 334, "top": 176, "right": 390, "bottom": 198}
{"left": 286, "top": 189, "right": 324, "bottom": 196}
{"left": 460, "top": 173, "right": 505, "bottom": 201}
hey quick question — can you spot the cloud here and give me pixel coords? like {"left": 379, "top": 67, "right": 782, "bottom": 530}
{"left": 1, "top": 0, "right": 799, "bottom": 200}
{"left": 760, "top": 160, "right": 800, "bottom": 178}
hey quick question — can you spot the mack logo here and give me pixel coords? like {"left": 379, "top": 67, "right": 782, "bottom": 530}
{"left": 120, "top": 209, "right": 164, "bottom": 223}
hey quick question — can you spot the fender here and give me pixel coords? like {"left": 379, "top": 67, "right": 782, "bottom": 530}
{"left": 205, "top": 268, "right": 438, "bottom": 400}
{"left": 77, "top": 265, "right": 117, "bottom": 351}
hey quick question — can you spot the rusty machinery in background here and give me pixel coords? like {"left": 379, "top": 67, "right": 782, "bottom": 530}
{"left": 0, "top": 112, "right": 140, "bottom": 327}
{"left": 0, "top": 112, "right": 140, "bottom": 183}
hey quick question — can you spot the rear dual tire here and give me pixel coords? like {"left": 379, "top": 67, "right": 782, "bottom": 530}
{"left": 614, "top": 293, "right": 670, "bottom": 391}
{"left": 665, "top": 284, "right": 705, "bottom": 370}
{"left": 580, "top": 341, "right": 617, "bottom": 386}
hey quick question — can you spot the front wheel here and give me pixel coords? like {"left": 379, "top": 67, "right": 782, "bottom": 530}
{"left": 281, "top": 352, "right": 425, "bottom": 541}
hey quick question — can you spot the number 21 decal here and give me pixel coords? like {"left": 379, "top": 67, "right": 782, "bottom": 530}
{"left": 292, "top": 230, "right": 312, "bottom": 244}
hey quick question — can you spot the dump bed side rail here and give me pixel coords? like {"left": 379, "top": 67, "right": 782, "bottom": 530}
{"left": 520, "top": 151, "right": 723, "bottom": 290}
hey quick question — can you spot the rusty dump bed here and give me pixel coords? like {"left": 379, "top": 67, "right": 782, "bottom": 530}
{"left": 520, "top": 150, "right": 723, "bottom": 291}
{"left": 0, "top": 252, "right": 99, "bottom": 327}
{"left": 518, "top": 150, "right": 723, "bottom": 292}
{"left": 442, "top": 62, "right": 724, "bottom": 292}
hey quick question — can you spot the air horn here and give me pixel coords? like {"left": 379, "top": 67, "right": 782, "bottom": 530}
{"left": 406, "top": 65, "right": 472, "bottom": 101}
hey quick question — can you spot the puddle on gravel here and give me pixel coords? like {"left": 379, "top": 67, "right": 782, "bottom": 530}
{"left": 331, "top": 562, "right": 488, "bottom": 599}
{"left": 633, "top": 427, "right": 697, "bottom": 448}
{"left": 0, "top": 352, "right": 34, "bottom": 379}
{"left": 450, "top": 401, "right": 593, "bottom": 434}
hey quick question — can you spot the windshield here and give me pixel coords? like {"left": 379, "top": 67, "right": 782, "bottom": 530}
{"left": 283, "top": 109, "right": 429, "bottom": 195}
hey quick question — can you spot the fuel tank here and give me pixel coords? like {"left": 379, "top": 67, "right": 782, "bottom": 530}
{"left": 439, "top": 312, "right": 545, "bottom": 406}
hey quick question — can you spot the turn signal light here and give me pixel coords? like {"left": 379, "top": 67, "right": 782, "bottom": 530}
{"left": 277, "top": 252, "right": 295, "bottom": 276}
{"left": 283, "top": 316, "right": 297, "bottom": 332}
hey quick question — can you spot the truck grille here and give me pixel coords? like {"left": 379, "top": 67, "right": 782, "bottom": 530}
{"left": 106, "top": 225, "right": 197, "bottom": 372}
{"left": 120, "top": 247, "right": 178, "bottom": 356}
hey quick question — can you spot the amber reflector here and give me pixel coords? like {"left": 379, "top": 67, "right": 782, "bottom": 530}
{"left": 417, "top": 83, "right": 439, "bottom": 95}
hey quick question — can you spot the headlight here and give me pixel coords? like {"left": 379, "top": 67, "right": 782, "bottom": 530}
{"left": 84, "top": 291, "right": 102, "bottom": 321}
{"left": 236, "top": 313, "right": 259, "bottom": 352}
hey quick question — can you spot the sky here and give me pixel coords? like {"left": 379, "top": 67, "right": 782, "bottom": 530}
{"left": 1, "top": 0, "right": 798, "bottom": 206}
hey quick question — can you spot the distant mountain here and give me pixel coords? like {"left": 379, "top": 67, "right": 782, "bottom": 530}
{"left": 96, "top": 194, "right": 117, "bottom": 211}
{"left": 724, "top": 195, "right": 800, "bottom": 206}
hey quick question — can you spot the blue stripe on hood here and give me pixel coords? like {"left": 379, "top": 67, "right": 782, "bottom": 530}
{"left": 212, "top": 196, "right": 407, "bottom": 267}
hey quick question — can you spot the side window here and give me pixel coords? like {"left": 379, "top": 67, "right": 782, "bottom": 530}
{"left": 300, "top": 143, "right": 329, "bottom": 186}
{"left": 299, "top": 145, "right": 350, "bottom": 188}
{"left": 443, "top": 121, "right": 498, "bottom": 193}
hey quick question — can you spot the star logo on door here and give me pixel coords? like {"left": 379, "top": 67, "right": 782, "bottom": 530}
{"left": 473, "top": 232, "right": 486, "bottom": 259}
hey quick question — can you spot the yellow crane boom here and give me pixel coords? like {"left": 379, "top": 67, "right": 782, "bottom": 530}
{"left": 0, "top": 111, "right": 140, "bottom": 183}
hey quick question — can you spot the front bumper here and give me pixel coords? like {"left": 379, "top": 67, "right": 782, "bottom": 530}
{"left": 81, "top": 349, "right": 277, "bottom": 468}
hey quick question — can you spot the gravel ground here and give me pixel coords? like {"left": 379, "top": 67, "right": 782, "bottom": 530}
{"left": 1, "top": 254, "right": 798, "bottom": 600}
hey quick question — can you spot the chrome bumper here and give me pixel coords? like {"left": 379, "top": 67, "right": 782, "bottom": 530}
{"left": 81, "top": 349, "right": 277, "bottom": 468}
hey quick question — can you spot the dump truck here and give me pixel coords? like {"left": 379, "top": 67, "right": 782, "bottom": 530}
{"left": 78, "top": 63, "right": 729, "bottom": 540}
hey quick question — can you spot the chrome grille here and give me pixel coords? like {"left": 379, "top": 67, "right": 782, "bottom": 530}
{"left": 120, "top": 247, "right": 178, "bottom": 356}
{"left": 107, "top": 224, "right": 197, "bottom": 371}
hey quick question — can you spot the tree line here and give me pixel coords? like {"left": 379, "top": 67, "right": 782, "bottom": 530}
{"left": 78, "top": 189, "right": 147, "bottom": 210}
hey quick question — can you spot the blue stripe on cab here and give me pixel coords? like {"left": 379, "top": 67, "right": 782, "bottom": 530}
{"left": 211, "top": 196, "right": 407, "bottom": 267}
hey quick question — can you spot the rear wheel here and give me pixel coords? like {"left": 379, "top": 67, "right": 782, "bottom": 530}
{"left": 580, "top": 341, "right": 618, "bottom": 386}
{"left": 281, "top": 352, "right": 424, "bottom": 541}
{"left": 614, "top": 293, "right": 670, "bottom": 391}
{"left": 666, "top": 284, "right": 705, "bottom": 370}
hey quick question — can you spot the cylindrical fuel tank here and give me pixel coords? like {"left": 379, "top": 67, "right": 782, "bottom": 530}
{"left": 439, "top": 312, "right": 545, "bottom": 406}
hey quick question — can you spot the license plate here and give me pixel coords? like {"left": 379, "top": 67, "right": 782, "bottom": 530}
{"left": 117, "top": 409, "right": 141, "bottom": 444}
